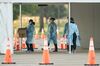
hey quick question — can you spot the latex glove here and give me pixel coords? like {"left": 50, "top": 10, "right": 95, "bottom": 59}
{"left": 78, "top": 35, "right": 81, "bottom": 40}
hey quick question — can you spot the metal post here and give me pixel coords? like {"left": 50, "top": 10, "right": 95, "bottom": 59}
{"left": 19, "top": 3, "right": 22, "bottom": 28}
{"left": 58, "top": 5, "right": 60, "bottom": 29}
{"left": 68, "top": 2, "right": 71, "bottom": 54}
{"left": 19, "top": 3, "right": 22, "bottom": 50}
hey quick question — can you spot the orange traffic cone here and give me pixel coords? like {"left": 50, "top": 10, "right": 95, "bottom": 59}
{"left": 85, "top": 37, "right": 99, "bottom": 66}
{"left": 15, "top": 40, "right": 20, "bottom": 51}
{"left": 13, "top": 38, "right": 16, "bottom": 49}
{"left": 64, "top": 36, "right": 68, "bottom": 49}
{"left": 60, "top": 44, "right": 65, "bottom": 49}
{"left": 59, "top": 38, "right": 66, "bottom": 50}
{"left": 13, "top": 29, "right": 18, "bottom": 49}
{"left": 16, "top": 44, "right": 20, "bottom": 51}
{"left": 41, "top": 28, "right": 46, "bottom": 39}
{"left": 39, "top": 39, "right": 53, "bottom": 65}
{"left": 2, "top": 38, "right": 16, "bottom": 64}
{"left": 35, "top": 29, "right": 39, "bottom": 39}
{"left": 32, "top": 43, "right": 38, "bottom": 49}
{"left": 22, "top": 38, "right": 26, "bottom": 49}
{"left": 65, "top": 44, "right": 67, "bottom": 49}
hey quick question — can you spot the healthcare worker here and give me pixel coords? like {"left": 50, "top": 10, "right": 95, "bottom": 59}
{"left": 48, "top": 17, "right": 58, "bottom": 52}
{"left": 63, "top": 17, "right": 80, "bottom": 53}
{"left": 26, "top": 19, "right": 35, "bottom": 52}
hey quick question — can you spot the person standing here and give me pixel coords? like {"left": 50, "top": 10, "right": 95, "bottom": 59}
{"left": 26, "top": 19, "right": 35, "bottom": 52}
{"left": 63, "top": 17, "right": 80, "bottom": 53}
{"left": 48, "top": 17, "right": 58, "bottom": 52}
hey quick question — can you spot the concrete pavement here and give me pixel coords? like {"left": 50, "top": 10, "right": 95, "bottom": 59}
{"left": 0, "top": 49, "right": 100, "bottom": 66}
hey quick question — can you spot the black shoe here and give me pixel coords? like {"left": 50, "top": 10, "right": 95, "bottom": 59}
{"left": 41, "top": 48, "right": 43, "bottom": 50}
{"left": 53, "top": 44, "right": 58, "bottom": 52}
{"left": 72, "top": 50, "right": 76, "bottom": 54}
{"left": 26, "top": 50, "right": 30, "bottom": 53}
{"left": 53, "top": 50, "right": 58, "bottom": 52}
{"left": 30, "top": 49, "right": 34, "bottom": 52}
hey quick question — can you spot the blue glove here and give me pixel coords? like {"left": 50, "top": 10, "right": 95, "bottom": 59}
{"left": 78, "top": 35, "right": 81, "bottom": 40}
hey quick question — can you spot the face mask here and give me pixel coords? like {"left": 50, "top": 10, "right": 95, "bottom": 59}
{"left": 29, "top": 22, "right": 32, "bottom": 24}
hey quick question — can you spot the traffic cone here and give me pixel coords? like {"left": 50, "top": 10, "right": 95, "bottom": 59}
{"left": 60, "top": 44, "right": 65, "bottom": 49}
{"left": 85, "top": 37, "right": 99, "bottom": 66}
{"left": 13, "top": 38, "right": 16, "bottom": 49}
{"left": 65, "top": 44, "right": 67, "bottom": 49}
{"left": 16, "top": 44, "right": 20, "bottom": 51}
{"left": 59, "top": 43, "right": 66, "bottom": 50}
{"left": 59, "top": 38, "right": 66, "bottom": 50}
{"left": 41, "top": 28, "right": 46, "bottom": 39}
{"left": 15, "top": 39, "right": 20, "bottom": 51}
{"left": 13, "top": 29, "right": 17, "bottom": 49}
{"left": 14, "top": 29, "right": 20, "bottom": 51}
{"left": 32, "top": 43, "right": 38, "bottom": 49}
{"left": 64, "top": 36, "right": 68, "bottom": 49}
{"left": 2, "top": 38, "right": 16, "bottom": 64}
{"left": 35, "top": 29, "right": 39, "bottom": 39}
{"left": 22, "top": 38, "right": 26, "bottom": 49}
{"left": 39, "top": 39, "right": 53, "bottom": 65}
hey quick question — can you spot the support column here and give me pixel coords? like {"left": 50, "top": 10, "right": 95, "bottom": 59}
{"left": 68, "top": 2, "right": 71, "bottom": 54}
{"left": 19, "top": 3, "right": 22, "bottom": 50}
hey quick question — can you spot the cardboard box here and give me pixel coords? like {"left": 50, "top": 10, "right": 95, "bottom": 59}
{"left": 17, "top": 28, "right": 27, "bottom": 38}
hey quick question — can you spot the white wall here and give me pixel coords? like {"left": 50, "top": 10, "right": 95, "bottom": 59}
{"left": 0, "top": 3, "right": 13, "bottom": 54}
{"left": 93, "top": 4, "right": 100, "bottom": 49}
{"left": 71, "top": 3, "right": 100, "bottom": 49}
